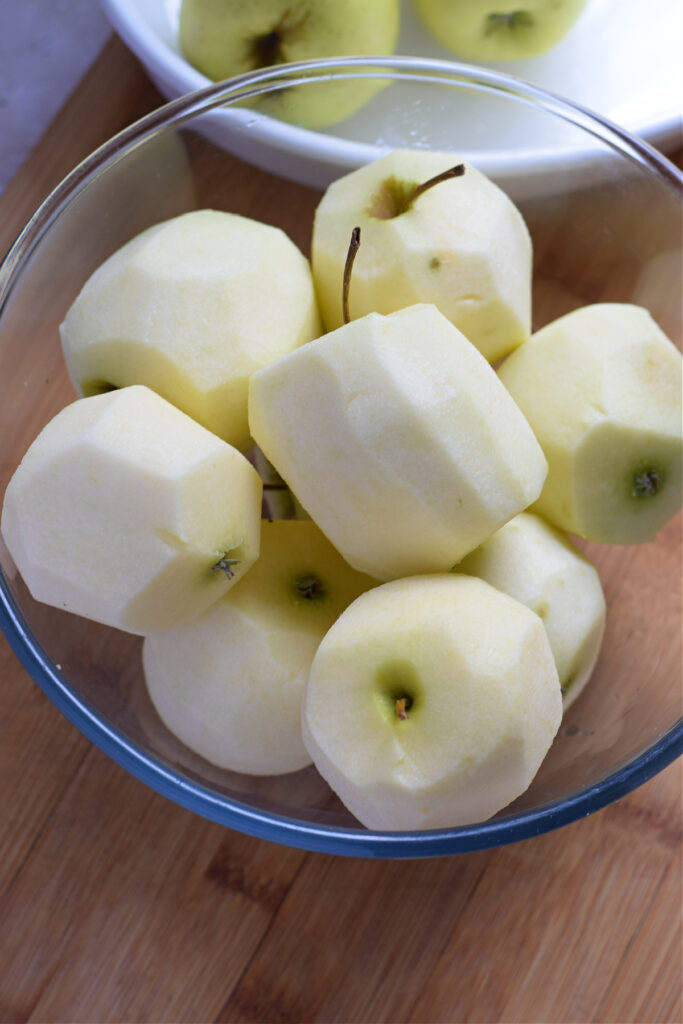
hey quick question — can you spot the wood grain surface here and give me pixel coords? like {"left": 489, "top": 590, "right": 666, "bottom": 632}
{"left": 0, "top": 36, "right": 681, "bottom": 1024}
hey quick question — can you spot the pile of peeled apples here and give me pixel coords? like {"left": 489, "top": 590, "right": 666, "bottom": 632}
{"left": 3, "top": 149, "right": 681, "bottom": 831}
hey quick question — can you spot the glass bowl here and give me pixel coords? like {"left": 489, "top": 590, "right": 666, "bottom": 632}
{"left": 1, "top": 58, "right": 681, "bottom": 858}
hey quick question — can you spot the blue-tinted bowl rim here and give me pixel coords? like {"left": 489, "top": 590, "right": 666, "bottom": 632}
{"left": 1, "top": 57, "right": 681, "bottom": 858}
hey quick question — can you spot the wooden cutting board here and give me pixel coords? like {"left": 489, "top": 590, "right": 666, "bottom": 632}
{"left": 0, "top": 36, "right": 681, "bottom": 1024}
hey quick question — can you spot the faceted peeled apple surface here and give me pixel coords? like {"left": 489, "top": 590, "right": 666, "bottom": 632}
{"left": 302, "top": 574, "right": 562, "bottom": 831}
{"left": 179, "top": 0, "right": 400, "bottom": 129}
{"left": 249, "top": 304, "right": 547, "bottom": 581}
{"left": 498, "top": 304, "right": 683, "bottom": 544}
{"left": 60, "top": 210, "right": 321, "bottom": 451}
{"left": 456, "top": 512, "right": 606, "bottom": 708}
{"left": 143, "top": 519, "right": 377, "bottom": 775}
{"left": 412, "top": 0, "right": 589, "bottom": 61}
{"left": 0, "top": 386, "right": 262, "bottom": 634}
{"left": 311, "top": 149, "right": 532, "bottom": 361}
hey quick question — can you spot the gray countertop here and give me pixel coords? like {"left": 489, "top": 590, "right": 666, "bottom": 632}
{"left": 0, "top": 0, "right": 111, "bottom": 194}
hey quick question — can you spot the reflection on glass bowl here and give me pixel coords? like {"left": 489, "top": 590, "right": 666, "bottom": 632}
{"left": 0, "top": 59, "right": 681, "bottom": 857}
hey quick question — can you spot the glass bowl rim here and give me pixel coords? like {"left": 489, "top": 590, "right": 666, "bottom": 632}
{"left": 1, "top": 56, "right": 681, "bottom": 858}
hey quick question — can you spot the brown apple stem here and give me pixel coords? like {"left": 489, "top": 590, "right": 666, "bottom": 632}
{"left": 342, "top": 226, "right": 361, "bottom": 325}
{"left": 404, "top": 163, "right": 465, "bottom": 208}
{"left": 395, "top": 697, "right": 409, "bottom": 720}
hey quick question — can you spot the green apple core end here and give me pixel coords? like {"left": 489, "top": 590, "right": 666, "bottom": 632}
{"left": 486, "top": 11, "right": 535, "bottom": 36}
{"left": 82, "top": 380, "right": 119, "bottom": 397}
{"left": 632, "top": 468, "right": 663, "bottom": 499}
{"left": 251, "top": 30, "right": 283, "bottom": 69}
{"left": 374, "top": 659, "right": 422, "bottom": 723}
{"left": 367, "top": 165, "right": 465, "bottom": 222}
{"left": 292, "top": 572, "right": 326, "bottom": 602}
{"left": 211, "top": 549, "right": 243, "bottom": 580}
{"left": 560, "top": 673, "right": 576, "bottom": 698}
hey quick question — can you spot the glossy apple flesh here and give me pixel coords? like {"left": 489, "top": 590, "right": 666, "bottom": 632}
{"left": 302, "top": 574, "right": 562, "bottom": 831}
{"left": 60, "top": 210, "right": 320, "bottom": 451}
{"left": 143, "top": 519, "right": 377, "bottom": 775}
{"left": 1, "top": 386, "right": 262, "bottom": 634}
{"left": 312, "top": 149, "right": 531, "bottom": 361}
{"left": 498, "top": 303, "right": 683, "bottom": 544}
{"left": 179, "top": 0, "right": 400, "bottom": 128}
{"left": 249, "top": 303, "right": 548, "bottom": 581}
{"left": 456, "top": 512, "right": 606, "bottom": 708}
{"left": 412, "top": 0, "right": 589, "bottom": 61}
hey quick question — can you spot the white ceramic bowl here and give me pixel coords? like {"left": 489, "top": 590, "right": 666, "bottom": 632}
{"left": 100, "top": 0, "right": 683, "bottom": 189}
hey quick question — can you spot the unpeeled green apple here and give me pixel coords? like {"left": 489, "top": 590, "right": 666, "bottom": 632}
{"left": 249, "top": 303, "right": 547, "bottom": 580}
{"left": 179, "top": 0, "right": 400, "bottom": 129}
{"left": 456, "top": 512, "right": 605, "bottom": 708}
{"left": 0, "top": 386, "right": 262, "bottom": 634}
{"left": 412, "top": 0, "right": 589, "bottom": 61}
{"left": 497, "top": 303, "right": 683, "bottom": 544}
{"left": 311, "top": 149, "right": 531, "bottom": 361}
{"left": 143, "top": 519, "right": 377, "bottom": 775}
{"left": 302, "top": 574, "right": 562, "bottom": 831}
{"left": 60, "top": 210, "right": 320, "bottom": 451}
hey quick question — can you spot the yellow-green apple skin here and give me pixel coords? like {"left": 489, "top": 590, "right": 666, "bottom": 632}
{"left": 497, "top": 304, "right": 683, "bottom": 544}
{"left": 179, "top": 0, "right": 400, "bottom": 129}
{"left": 249, "top": 304, "right": 547, "bottom": 581}
{"left": 456, "top": 512, "right": 606, "bottom": 708}
{"left": 0, "top": 386, "right": 262, "bottom": 635}
{"left": 412, "top": 0, "right": 589, "bottom": 61}
{"left": 302, "top": 574, "right": 562, "bottom": 831}
{"left": 143, "top": 519, "right": 377, "bottom": 775}
{"left": 311, "top": 149, "right": 532, "bottom": 361}
{"left": 60, "top": 210, "right": 320, "bottom": 451}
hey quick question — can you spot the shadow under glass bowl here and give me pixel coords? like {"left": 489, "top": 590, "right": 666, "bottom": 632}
{"left": 0, "top": 58, "right": 681, "bottom": 858}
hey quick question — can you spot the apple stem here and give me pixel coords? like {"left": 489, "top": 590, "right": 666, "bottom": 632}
{"left": 404, "top": 164, "right": 465, "bottom": 209}
{"left": 395, "top": 697, "right": 409, "bottom": 720}
{"left": 342, "top": 226, "right": 361, "bottom": 325}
